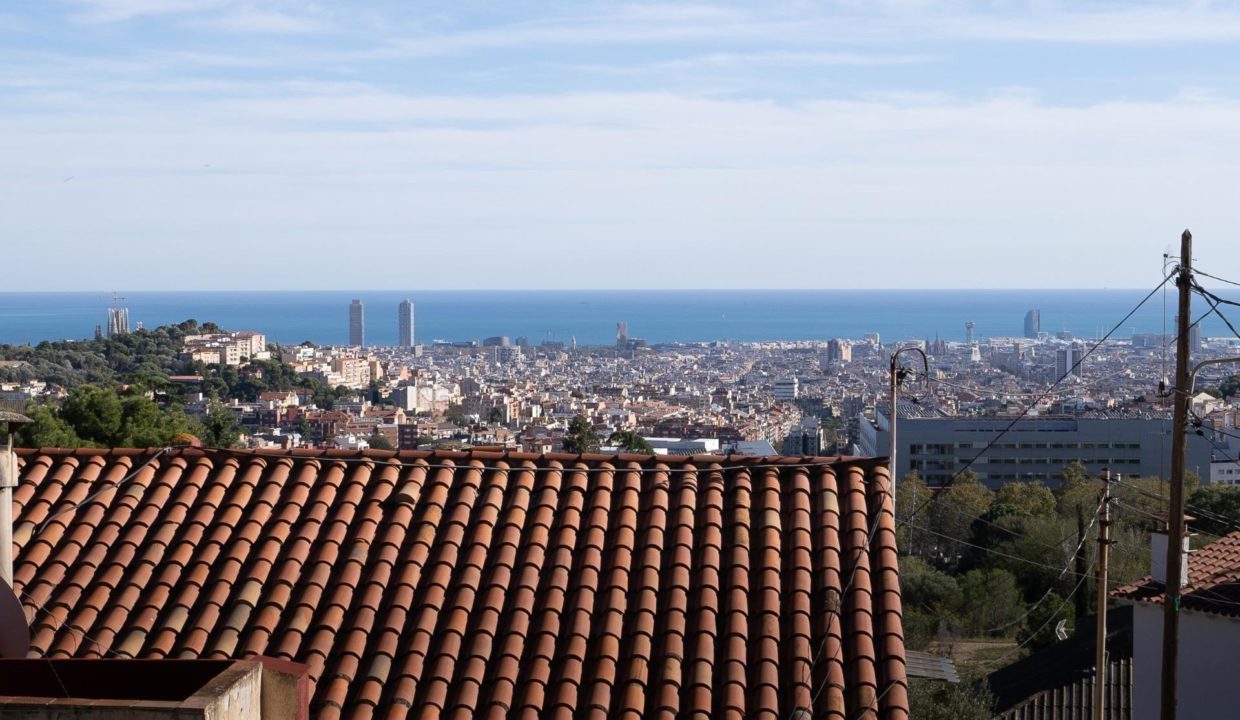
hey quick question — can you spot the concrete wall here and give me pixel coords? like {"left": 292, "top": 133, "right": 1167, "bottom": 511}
{"left": 1132, "top": 602, "right": 1240, "bottom": 720}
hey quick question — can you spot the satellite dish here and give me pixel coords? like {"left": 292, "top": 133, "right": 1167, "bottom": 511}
{"left": 0, "top": 578, "right": 30, "bottom": 658}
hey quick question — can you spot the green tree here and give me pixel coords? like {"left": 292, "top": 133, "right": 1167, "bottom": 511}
{"left": 997, "top": 481, "right": 1056, "bottom": 517}
{"left": 443, "top": 404, "right": 467, "bottom": 426}
{"left": 926, "top": 473, "right": 994, "bottom": 563}
{"left": 12, "top": 405, "right": 80, "bottom": 448}
{"left": 908, "top": 680, "right": 995, "bottom": 720}
{"left": 608, "top": 430, "right": 653, "bottom": 453}
{"left": 1187, "top": 484, "right": 1240, "bottom": 536}
{"left": 900, "top": 556, "right": 962, "bottom": 648}
{"left": 367, "top": 434, "right": 395, "bottom": 451}
{"left": 1016, "top": 592, "right": 1075, "bottom": 652}
{"left": 562, "top": 415, "right": 600, "bottom": 453}
{"left": 487, "top": 407, "right": 505, "bottom": 425}
{"left": 200, "top": 403, "right": 241, "bottom": 448}
{"left": 59, "top": 385, "right": 123, "bottom": 445}
{"left": 1055, "top": 461, "right": 1097, "bottom": 518}
{"left": 53, "top": 384, "right": 194, "bottom": 448}
{"left": 895, "top": 471, "right": 932, "bottom": 553}
{"left": 957, "top": 567, "right": 1025, "bottom": 636}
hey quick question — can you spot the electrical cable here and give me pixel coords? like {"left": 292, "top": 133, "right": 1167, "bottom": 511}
{"left": 1195, "top": 268, "right": 1240, "bottom": 290}
{"left": 34, "top": 446, "right": 178, "bottom": 535}
{"left": 901, "top": 522, "right": 1095, "bottom": 578}
{"left": 981, "top": 495, "right": 1104, "bottom": 634}
{"left": 867, "top": 555, "right": 1100, "bottom": 713}
{"left": 896, "top": 269, "right": 1178, "bottom": 532}
{"left": 200, "top": 444, "right": 861, "bottom": 475}
{"left": 1110, "top": 476, "right": 1240, "bottom": 534}
{"left": 992, "top": 566, "right": 1093, "bottom": 666}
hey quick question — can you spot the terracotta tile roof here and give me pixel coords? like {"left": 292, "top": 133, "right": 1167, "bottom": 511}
{"left": 1113, "top": 531, "right": 1240, "bottom": 618}
{"left": 11, "top": 447, "right": 909, "bottom": 719}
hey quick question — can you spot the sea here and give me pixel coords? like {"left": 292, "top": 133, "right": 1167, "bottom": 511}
{"left": 0, "top": 289, "right": 1235, "bottom": 348}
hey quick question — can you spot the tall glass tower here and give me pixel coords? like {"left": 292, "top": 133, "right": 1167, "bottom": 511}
{"left": 349, "top": 299, "right": 365, "bottom": 347}
{"left": 1024, "top": 308, "right": 1040, "bottom": 339}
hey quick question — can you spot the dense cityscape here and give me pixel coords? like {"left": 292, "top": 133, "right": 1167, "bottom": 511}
{"left": 13, "top": 298, "right": 1238, "bottom": 488}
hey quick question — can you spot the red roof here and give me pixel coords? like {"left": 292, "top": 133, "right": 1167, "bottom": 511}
{"left": 12, "top": 447, "right": 908, "bottom": 719}
{"left": 1113, "top": 531, "right": 1240, "bottom": 618}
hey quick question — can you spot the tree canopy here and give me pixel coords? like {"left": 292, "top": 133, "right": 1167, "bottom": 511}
{"left": 16, "top": 384, "right": 195, "bottom": 448}
{"left": 562, "top": 415, "right": 600, "bottom": 453}
{"left": 608, "top": 430, "right": 653, "bottom": 453}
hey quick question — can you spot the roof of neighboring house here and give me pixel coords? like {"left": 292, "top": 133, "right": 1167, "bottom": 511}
{"left": 1112, "top": 531, "right": 1240, "bottom": 617}
{"left": 986, "top": 606, "right": 1133, "bottom": 715}
{"left": 11, "top": 447, "right": 908, "bottom": 719}
{"left": 903, "top": 651, "right": 958, "bottom": 683}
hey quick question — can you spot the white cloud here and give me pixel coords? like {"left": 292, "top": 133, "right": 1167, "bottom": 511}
{"left": 2, "top": 82, "right": 1239, "bottom": 289}
{"left": 68, "top": 0, "right": 237, "bottom": 23}
{"left": 193, "top": 7, "right": 328, "bottom": 34}
{"left": 562, "top": 50, "right": 936, "bottom": 76}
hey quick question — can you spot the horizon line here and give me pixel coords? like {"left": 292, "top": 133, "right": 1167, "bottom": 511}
{"left": 0, "top": 287, "right": 1164, "bottom": 294}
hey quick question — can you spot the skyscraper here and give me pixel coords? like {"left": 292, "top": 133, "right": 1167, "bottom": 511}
{"left": 398, "top": 299, "right": 415, "bottom": 348}
{"left": 1056, "top": 344, "right": 1082, "bottom": 378}
{"left": 349, "top": 299, "right": 364, "bottom": 347}
{"left": 1024, "top": 309, "right": 1040, "bottom": 339}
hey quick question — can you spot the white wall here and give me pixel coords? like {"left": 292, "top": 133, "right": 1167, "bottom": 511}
{"left": 1132, "top": 602, "right": 1240, "bottom": 720}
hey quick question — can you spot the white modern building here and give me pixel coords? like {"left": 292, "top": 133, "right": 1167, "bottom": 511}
{"left": 773, "top": 378, "right": 799, "bottom": 402}
{"left": 857, "top": 410, "right": 1214, "bottom": 487}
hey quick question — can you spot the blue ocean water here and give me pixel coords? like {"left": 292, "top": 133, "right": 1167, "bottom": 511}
{"left": 0, "top": 289, "right": 1234, "bottom": 347}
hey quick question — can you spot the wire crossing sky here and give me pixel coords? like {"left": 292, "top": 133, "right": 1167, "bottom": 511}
{"left": 3, "top": 1, "right": 1240, "bottom": 290}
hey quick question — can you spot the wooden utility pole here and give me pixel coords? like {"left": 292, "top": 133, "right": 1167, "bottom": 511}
{"left": 1161, "top": 229, "right": 1192, "bottom": 720}
{"left": 1094, "top": 468, "right": 1112, "bottom": 720}
{"left": 1076, "top": 504, "right": 1089, "bottom": 621}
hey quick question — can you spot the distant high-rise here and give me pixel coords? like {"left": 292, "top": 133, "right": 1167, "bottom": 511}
{"left": 616, "top": 321, "right": 629, "bottom": 347}
{"left": 1056, "top": 344, "right": 1083, "bottom": 378}
{"left": 349, "top": 299, "right": 365, "bottom": 347}
{"left": 1174, "top": 314, "right": 1202, "bottom": 351}
{"left": 826, "top": 338, "right": 852, "bottom": 364}
{"left": 1024, "top": 309, "right": 1040, "bottom": 339}
{"left": 106, "top": 307, "right": 129, "bottom": 338}
{"left": 398, "top": 299, "right": 415, "bottom": 348}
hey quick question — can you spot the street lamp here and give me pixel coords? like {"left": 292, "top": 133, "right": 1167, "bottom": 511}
{"left": 889, "top": 345, "right": 929, "bottom": 513}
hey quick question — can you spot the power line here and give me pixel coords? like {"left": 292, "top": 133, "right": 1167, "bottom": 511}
{"left": 983, "top": 495, "right": 1104, "bottom": 634}
{"left": 1110, "top": 476, "right": 1240, "bottom": 535}
{"left": 33, "top": 446, "right": 178, "bottom": 535}
{"left": 902, "top": 522, "right": 1095, "bottom": 578}
{"left": 1191, "top": 282, "right": 1240, "bottom": 341}
{"left": 993, "top": 565, "right": 1093, "bottom": 666}
{"left": 1194, "top": 268, "right": 1240, "bottom": 290}
{"left": 897, "top": 269, "right": 1178, "bottom": 531}
{"left": 199, "top": 445, "right": 861, "bottom": 475}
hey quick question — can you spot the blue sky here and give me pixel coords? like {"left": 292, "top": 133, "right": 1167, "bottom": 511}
{"left": 4, "top": 1, "right": 1240, "bottom": 290}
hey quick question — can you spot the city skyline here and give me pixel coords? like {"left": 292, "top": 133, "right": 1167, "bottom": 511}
{"left": 6, "top": 2, "right": 1240, "bottom": 290}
